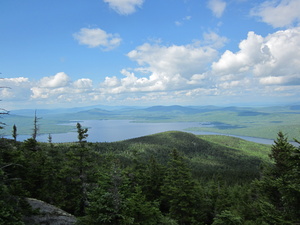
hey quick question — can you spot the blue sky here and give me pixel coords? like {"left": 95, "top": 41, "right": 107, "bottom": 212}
{"left": 1, "top": 0, "right": 300, "bottom": 109}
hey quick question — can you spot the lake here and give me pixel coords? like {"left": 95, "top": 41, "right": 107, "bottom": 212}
{"left": 12, "top": 120, "right": 278, "bottom": 145}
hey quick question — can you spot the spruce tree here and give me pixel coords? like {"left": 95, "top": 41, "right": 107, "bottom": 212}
{"left": 0, "top": 165, "right": 25, "bottom": 225}
{"left": 83, "top": 162, "right": 131, "bottom": 224}
{"left": 161, "top": 149, "right": 207, "bottom": 224}
{"left": 254, "top": 132, "right": 300, "bottom": 224}
{"left": 12, "top": 124, "right": 17, "bottom": 142}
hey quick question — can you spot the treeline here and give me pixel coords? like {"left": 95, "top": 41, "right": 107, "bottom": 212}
{"left": 0, "top": 126, "right": 299, "bottom": 224}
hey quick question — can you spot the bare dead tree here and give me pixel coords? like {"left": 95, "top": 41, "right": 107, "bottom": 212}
{"left": 0, "top": 76, "right": 10, "bottom": 129}
{"left": 32, "top": 110, "right": 41, "bottom": 141}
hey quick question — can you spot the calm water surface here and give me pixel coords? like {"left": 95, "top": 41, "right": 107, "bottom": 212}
{"left": 13, "top": 120, "right": 278, "bottom": 145}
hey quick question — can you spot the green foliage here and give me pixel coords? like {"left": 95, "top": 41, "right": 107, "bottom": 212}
{"left": 212, "top": 210, "right": 242, "bottom": 225}
{"left": 121, "top": 131, "right": 270, "bottom": 183}
{"left": 199, "top": 135, "right": 271, "bottom": 162}
{"left": 60, "top": 144, "right": 99, "bottom": 215}
{"left": 22, "top": 138, "right": 37, "bottom": 151}
{"left": 0, "top": 130, "right": 299, "bottom": 224}
{"left": 253, "top": 132, "right": 300, "bottom": 224}
{"left": 185, "top": 108, "right": 300, "bottom": 141}
{"left": 76, "top": 122, "right": 88, "bottom": 146}
{"left": 83, "top": 167, "right": 130, "bottom": 225}
{"left": 161, "top": 149, "right": 207, "bottom": 224}
{"left": 12, "top": 124, "right": 17, "bottom": 142}
{"left": 269, "top": 131, "right": 294, "bottom": 173}
{"left": 0, "top": 146, "right": 27, "bottom": 225}
{"left": 124, "top": 186, "right": 164, "bottom": 225}
{"left": 0, "top": 167, "right": 25, "bottom": 225}
{"left": 141, "top": 156, "right": 166, "bottom": 202}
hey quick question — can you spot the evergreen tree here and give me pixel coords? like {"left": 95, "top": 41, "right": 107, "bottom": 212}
{"left": 83, "top": 161, "right": 166, "bottom": 225}
{"left": 0, "top": 163, "right": 25, "bottom": 225}
{"left": 253, "top": 132, "right": 300, "bottom": 224}
{"left": 48, "top": 133, "right": 52, "bottom": 145}
{"left": 21, "top": 148, "right": 48, "bottom": 198}
{"left": 124, "top": 185, "right": 164, "bottom": 225}
{"left": 60, "top": 143, "right": 99, "bottom": 215}
{"left": 12, "top": 124, "right": 17, "bottom": 142}
{"left": 23, "top": 138, "right": 38, "bottom": 152}
{"left": 269, "top": 132, "right": 294, "bottom": 175}
{"left": 32, "top": 110, "right": 40, "bottom": 141}
{"left": 161, "top": 149, "right": 207, "bottom": 224}
{"left": 143, "top": 156, "right": 165, "bottom": 202}
{"left": 83, "top": 162, "right": 132, "bottom": 225}
{"left": 212, "top": 210, "right": 242, "bottom": 225}
{"left": 77, "top": 123, "right": 88, "bottom": 147}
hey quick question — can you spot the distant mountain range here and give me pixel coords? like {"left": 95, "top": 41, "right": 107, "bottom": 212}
{"left": 9, "top": 104, "right": 300, "bottom": 117}
{"left": 3, "top": 104, "right": 299, "bottom": 141}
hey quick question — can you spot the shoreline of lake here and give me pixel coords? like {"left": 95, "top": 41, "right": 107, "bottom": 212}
{"left": 2, "top": 119, "right": 283, "bottom": 145}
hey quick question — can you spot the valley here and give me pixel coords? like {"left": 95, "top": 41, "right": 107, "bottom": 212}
{"left": 2, "top": 104, "right": 300, "bottom": 141}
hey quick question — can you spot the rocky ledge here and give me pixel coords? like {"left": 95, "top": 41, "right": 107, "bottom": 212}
{"left": 24, "top": 198, "right": 77, "bottom": 225}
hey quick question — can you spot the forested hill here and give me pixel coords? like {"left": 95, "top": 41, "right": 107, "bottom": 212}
{"left": 119, "top": 131, "right": 271, "bottom": 181}
{"left": 1, "top": 131, "right": 299, "bottom": 224}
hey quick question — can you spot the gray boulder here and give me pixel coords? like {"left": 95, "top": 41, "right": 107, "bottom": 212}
{"left": 24, "top": 198, "right": 77, "bottom": 225}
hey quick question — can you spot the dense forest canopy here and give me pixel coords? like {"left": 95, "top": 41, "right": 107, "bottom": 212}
{"left": 1, "top": 124, "right": 299, "bottom": 224}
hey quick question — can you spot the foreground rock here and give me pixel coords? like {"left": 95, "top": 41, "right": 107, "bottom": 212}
{"left": 24, "top": 198, "right": 77, "bottom": 225}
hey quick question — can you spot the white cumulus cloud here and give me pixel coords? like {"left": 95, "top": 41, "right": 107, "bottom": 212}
{"left": 127, "top": 42, "right": 218, "bottom": 79}
{"left": 0, "top": 77, "right": 29, "bottom": 89}
{"left": 212, "top": 27, "right": 300, "bottom": 87}
{"left": 259, "top": 75, "right": 300, "bottom": 85}
{"left": 207, "top": 0, "right": 227, "bottom": 18}
{"left": 212, "top": 31, "right": 265, "bottom": 75}
{"left": 30, "top": 73, "right": 97, "bottom": 103}
{"left": 251, "top": 0, "right": 300, "bottom": 28}
{"left": 103, "top": 0, "right": 144, "bottom": 15}
{"left": 73, "top": 28, "right": 121, "bottom": 50}
{"left": 73, "top": 78, "right": 93, "bottom": 89}
{"left": 3, "top": 25, "right": 300, "bottom": 108}
{"left": 98, "top": 41, "right": 223, "bottom": 97}
{"left": 0, "top": 77, "right": 31, "bottom": 100}
{"left": 103, "top": 76, "right": 121, "bottom": 87}
{"left": 203, "top": 31, "right": 228, "bottom": 48}
{"left": 39, "top": 72, "right": 70, "bottom": 88}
